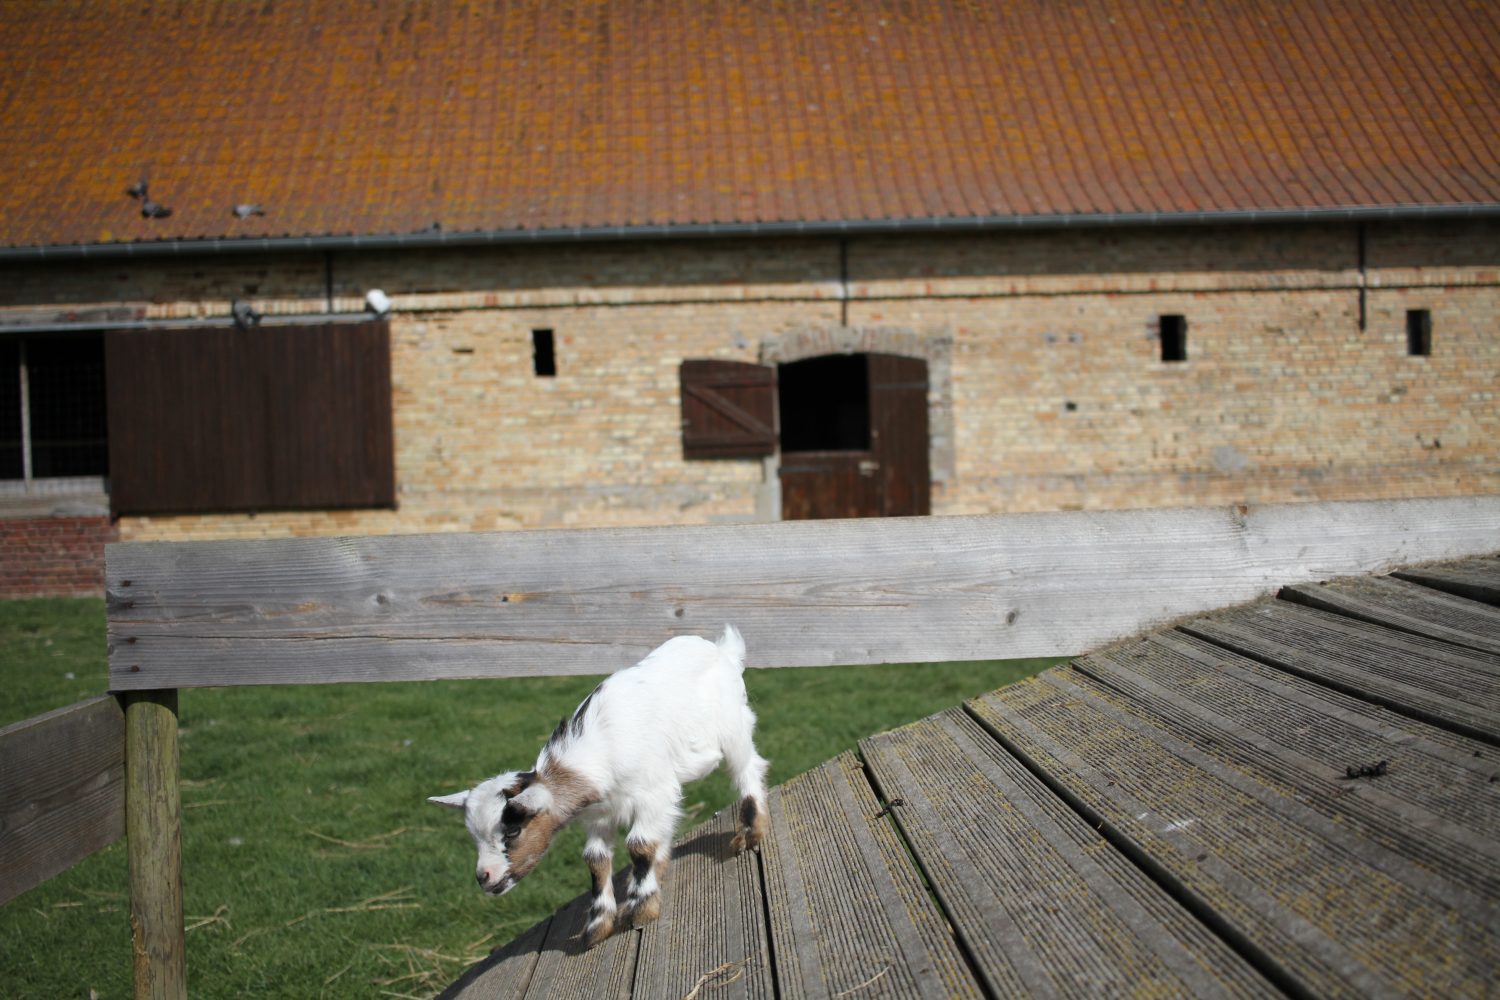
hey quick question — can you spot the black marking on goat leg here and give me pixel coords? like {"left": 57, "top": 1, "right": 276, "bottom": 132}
{"left": 588, "top": 855, "right": 612, "bottom": 898}
{"left": 627, "top": 841, "right": 656, "bottom": 889}
{"left": 739, "top": 795, "right": 759, "bottom": 829}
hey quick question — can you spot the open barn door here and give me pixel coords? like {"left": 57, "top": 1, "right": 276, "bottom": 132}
{"left": 777, "top": 353, "right": 930, "bottom": 519}
{"left": 681, "top": 353, "right": 929, "bottom": 520}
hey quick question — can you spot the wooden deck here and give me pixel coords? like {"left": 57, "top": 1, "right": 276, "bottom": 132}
{"left": 445, "top": 556, "right": 1500, "bottom": 998}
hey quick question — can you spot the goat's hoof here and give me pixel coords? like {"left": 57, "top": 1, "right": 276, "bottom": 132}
{"left": 583, "top": 911, "right": 616, "bottom": 949}
{"left": 733, "top": 796, "right": 767, "bottom": 852}
{"left": 625, "top": 894, "right": 661, "bottom": 929}
{"left": 732, "top": 815, "right": 768, "bottom": 853}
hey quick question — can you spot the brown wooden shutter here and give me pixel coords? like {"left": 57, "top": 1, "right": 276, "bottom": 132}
{"left": 105, "top": 321, "right": 394, "bottom": 516}
{"left": 679, "top": 359, "right": 776, "bottom": 459}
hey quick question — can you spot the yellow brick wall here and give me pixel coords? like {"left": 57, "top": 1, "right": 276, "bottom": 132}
{"left": 1, "top": 221, "right": 1494, "bottom": 544}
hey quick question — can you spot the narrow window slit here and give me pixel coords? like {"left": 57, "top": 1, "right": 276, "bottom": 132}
{"left": 1159, "top": 315, "right": 1187, "bottom": 363}
{"left": 532, "top": 329, "right": 556, "bottom": 377}
{"left": 1406, "top": 310, "right": 1431, "bottom": 357}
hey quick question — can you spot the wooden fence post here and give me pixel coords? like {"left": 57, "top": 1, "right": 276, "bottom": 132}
{"left": 123, "top": 689, "right": 186, "bottom": 1000}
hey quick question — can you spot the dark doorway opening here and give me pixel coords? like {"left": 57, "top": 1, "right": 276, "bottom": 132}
{"left": 777, "top": 354, "right": 869, "bottom": 451}
{"left": 1, "top": 333, "right": 109, "bottom": 483}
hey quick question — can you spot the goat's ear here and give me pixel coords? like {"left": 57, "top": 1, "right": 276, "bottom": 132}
{"left": 502, "top": 771, "right": 537, "bottom": 797}
{"left": 428, "top": 790, "right": 470, "bottom": 810}
{"left": 511, "top": 781, "right": 554, "bottom": 814}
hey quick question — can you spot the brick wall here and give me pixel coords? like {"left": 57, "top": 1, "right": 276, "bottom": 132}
{"left": 0, "top": 219, "right": 1495, "bottom": 558}
{"left": 0, "top": 515, "right": 118, "bottom": 598}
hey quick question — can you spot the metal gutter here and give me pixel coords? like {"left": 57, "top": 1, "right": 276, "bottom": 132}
{"left": 0, "top": 313, "right": 374, "bottom": 335}
{"left": 3, "top": 203, "right": 1497, "bottom": 262}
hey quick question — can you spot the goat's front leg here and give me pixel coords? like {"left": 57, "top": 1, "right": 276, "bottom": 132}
{"left": 621, "top": 836, "right": 671, "bottom": 930}
{"left": 620, "top": 800, "right": 676, "bottom": 931}
{"left": 582, "top": 821, "right": 618, "bottom": 948}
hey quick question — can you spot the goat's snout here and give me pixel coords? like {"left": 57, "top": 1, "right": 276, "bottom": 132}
{"left": 477, "top": 868, "right": 514, "bottom": 895}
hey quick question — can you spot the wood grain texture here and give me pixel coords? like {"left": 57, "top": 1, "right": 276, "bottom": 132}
{"left": 631, "top": 809, "right": 772, "bottom": 1000}
{"left": 1282, "top": 575, "right": 1500, "bottom": 655}
{"left": 970, "top": 672, "right": 1500, "bottom": 999}
{"left": 1073, "top": 632, "right": 1500, "bottom": 897}
{"left": 861, "top": 710, "right": 1276, "bottom": 999}
{"left": 104, "top": 496, "right": 1500, "bottom": 689}
{"left": 758, "top": 754, "right": 976, "bottom": 999}
{"left": 125, "top": 690, "right": 185, "bottom": 1000}
{"left": 439, "top": 915, "right": 550, "bottom": 1000}
{"left": 1181, "top": 600, "right": 1500, "bottom": 744}
{"left": 0, "top": 695, "right": 124, "bottom": 906}
{"left": 1394, "top": 558, "right": 1500, "bottom": 606}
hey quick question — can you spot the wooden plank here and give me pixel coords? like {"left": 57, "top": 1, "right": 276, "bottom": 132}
{"left": 1074, "top": 632, "right": 1500, "bottom": 896}
{"left": 1180, "top": 600, "right": 1500, "bottom": 744}
{"left": 515, "top": 885, "right": 639, "bottom": 1000}
{"left": 631, "top": 808, "right": 773, "bottom": 1000}
{"left": 0, "top": 695, "right": 125, "bottom": 905}
{"left": 1282, "top": 575, "right": 1500, "bottom": 655}
{"left": 970, "top": 672, "right": 1500, "bottom": 999}
{"left": 759, "top": 754, "right": 979, "bottom": 999}
{"left": 439, "top": 915, "right": 551, "bottom": 1000}
{"left": 104, "top": 496, "right": 1500, "bottom": 689}
{"left": 1394, "top": 558, "right": 1500, "bottom": 606}
{"left": 124, "top": 690, "right": 185, "bottom": 1000}
{"left": 861, "top": 710, "right": 1277, "bottom": 998}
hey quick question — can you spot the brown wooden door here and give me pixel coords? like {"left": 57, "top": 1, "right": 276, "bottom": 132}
{"left": 779, "top": 353, "right": 929, "bottom": 520}
{"left": 869, "top": 353, "right": 931, "bottom": 516}
{"left": 105, "top": 322, "right": 394, "bottom": 516}
{"left": 779, "top": 451, "right": 882, "bottom": 519}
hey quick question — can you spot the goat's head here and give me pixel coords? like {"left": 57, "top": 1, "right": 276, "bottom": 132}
{"left": 429, "top": 770, "right": 560, "bottom": 896}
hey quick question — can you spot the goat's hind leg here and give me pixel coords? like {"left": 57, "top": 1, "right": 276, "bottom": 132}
{"left": 726, "top": 713, "right": 770, "bottom": 852}
{"left": 581, "top": 821, "right": 618, "bottom": 948}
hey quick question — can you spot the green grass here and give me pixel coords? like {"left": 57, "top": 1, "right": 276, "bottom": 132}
{"left": 1, "top": 597, "right": 1061, "bottom": 999}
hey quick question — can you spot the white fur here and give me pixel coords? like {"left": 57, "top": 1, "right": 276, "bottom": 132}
{"left": 430, "top": 625, "right": 769, "bottom": 924}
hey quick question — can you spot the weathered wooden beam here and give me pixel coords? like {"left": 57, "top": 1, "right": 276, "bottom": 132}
{"left": 0, "top": 696, "right": 125, "bottom": 906}
{"left": 104, "top": 496, "right": 1500, "bottom": 690}
{"left": 124, "top": 690, "right": 186, "bottom": 1000}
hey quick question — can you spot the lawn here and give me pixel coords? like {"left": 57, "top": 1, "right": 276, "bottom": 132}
{"left": 1, "top": 597, "right": 1061, "bottom": 999}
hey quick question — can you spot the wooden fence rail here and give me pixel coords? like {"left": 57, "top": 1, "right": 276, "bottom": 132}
{"left": 105, "top": 496, "right": 1500, "bottom": 689}
{"left": 4, "top": 495, "right": 1500, "bottom": 999}
{"left": 0, "top": 695, "right": 124, "bottom": 906}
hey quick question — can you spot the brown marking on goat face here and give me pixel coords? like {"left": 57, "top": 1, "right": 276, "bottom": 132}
{"left": 505, "top": 809, "right": 563, "bottom": 881}
{"left": 504, "top": 761, "right": 602, "bottom": 885}
{"left": 732, "top": 795, "right": 768, "bottom": 851}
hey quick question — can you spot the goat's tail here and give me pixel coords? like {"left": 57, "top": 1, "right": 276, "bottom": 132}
{"left": 716, "top": 624, "right": 747, "bottom": 674}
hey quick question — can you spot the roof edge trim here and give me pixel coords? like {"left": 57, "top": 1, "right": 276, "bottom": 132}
{"left": 4, "top": 203, "right": 1498, "bottom": 261}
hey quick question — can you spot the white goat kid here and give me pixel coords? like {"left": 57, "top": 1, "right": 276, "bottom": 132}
{"left": 429, "top": 625, "right": 770, "bottom": 948}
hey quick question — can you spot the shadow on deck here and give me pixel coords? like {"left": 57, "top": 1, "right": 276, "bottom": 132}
{"left": 443, "top": 556, "right": 1500, "bottom": 999}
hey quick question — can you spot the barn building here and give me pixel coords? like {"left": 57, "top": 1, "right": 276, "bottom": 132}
{"left": 1, "top": 1, "right": 1497, "bottom": 597}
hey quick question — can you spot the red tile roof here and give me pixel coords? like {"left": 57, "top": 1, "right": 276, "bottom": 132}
{"left": 1, "top": 0, "right": 1496, "bottom": 252}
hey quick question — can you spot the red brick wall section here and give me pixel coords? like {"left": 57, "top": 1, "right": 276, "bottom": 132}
{"left": 0, "top": 516, "right": 118, "bottom": 599}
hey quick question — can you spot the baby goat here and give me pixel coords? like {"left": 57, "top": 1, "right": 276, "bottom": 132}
{"left": 429, "top": 625, "right": 769, "bottom": 947}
